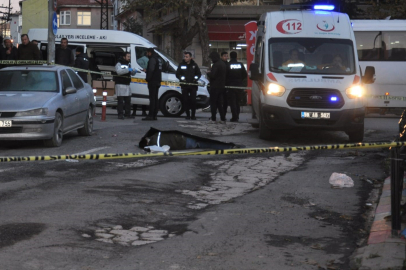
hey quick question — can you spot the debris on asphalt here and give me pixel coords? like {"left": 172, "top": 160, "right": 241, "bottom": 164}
{"left": 65, "top": 159, "right": 79, "bottom": 163}
{"left": 329, "top": 172, "right": 354, "bottom": 188}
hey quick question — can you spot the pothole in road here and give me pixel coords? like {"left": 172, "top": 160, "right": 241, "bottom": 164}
{"left": 84, "top": 225, "right": 176, "bottom": 246}
{"left": 0, "top": 223, "right": 46, "bottom": 249}
{"left": 179, "top": 154, "right": 305, "bottom": 209}
{"left": 177, "top": 120, "right": 255, "bottom": 136}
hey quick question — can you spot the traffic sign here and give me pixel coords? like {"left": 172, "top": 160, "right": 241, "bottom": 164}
{"left": 52, "top": 12, "right": 58, "bottom": 35}
{"left": 54, "top": 0, "right": 57, "bottom": 10}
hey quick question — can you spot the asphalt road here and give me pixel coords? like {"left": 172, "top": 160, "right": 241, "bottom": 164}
{"left": 0, "top": 108, "right": 399, "bottom": 270}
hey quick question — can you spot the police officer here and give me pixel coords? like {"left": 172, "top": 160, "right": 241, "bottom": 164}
{"left": 176, "top": 51, "right": 201, "bottom": 120}
{"left": 226, "top": 51, "right": 247, "bottom": 122}
{"left": 74, "top": 47, "right": 89, "bottom": 82}
{"left": 143, "top": 48, "right": 162, "bottom": 121}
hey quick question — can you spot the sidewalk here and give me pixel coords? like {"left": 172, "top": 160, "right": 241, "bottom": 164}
{"left": 350, "top": 176, "right": 406, "bottom": 270}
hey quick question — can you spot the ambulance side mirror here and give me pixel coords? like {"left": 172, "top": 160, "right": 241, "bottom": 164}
{"left": 249, "top": 63, "right": 261, "bottom": 81}
{"left": 362, "top": 66, "right": 376, "bottom": 84}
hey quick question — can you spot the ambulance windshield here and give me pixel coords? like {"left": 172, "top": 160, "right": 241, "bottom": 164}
{"left": 268, "top": 38, "right": 355, "bottom": 75}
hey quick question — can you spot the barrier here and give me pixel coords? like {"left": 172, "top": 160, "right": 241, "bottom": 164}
{"left": 0, "top": 141, "right": 405, "bottom": 163}
{"left": 101, "top": 91, "right": 107, "bottom": 121}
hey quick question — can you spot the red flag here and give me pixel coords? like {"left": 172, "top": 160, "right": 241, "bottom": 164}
{"left": 244, "top": 21, "right": 257, "bottom": 105}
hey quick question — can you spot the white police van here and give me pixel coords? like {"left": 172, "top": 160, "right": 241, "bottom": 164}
{"left": 249, "top": 4, "right": 375, "bottom": 141}
{"left": 27, "top": 28, "right": 210, "bottom": 117}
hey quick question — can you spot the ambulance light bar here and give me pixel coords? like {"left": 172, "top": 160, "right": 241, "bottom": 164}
{"left": 314, "top": 5, "right": 335, "bottom": 11}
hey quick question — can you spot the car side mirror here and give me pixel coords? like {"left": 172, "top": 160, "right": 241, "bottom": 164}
{"left": 249, "top": 63, "right": 261, "bottom": 81}
{"left": 65, "top": 86, "right": 77, "bottom": 94}
{"left": 362, "top": 66, "right": 376, "bottom": 84}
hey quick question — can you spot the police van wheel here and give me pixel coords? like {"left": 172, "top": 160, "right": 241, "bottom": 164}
{"left": 160, "top": 92, "right": 184, "bottom": 117}
{"left": 347, "top": 127, "right": 364, "bottom": 143}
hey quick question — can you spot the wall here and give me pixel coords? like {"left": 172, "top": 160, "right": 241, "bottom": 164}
{"left": 22, "top": 0, "right": 48, "bottom": 34}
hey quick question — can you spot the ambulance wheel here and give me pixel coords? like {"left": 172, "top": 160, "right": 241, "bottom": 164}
{"left": 160, "top": 92, "right": 184, "bottom": 117}
{"left": 258, "top": 107, "right": 274, "bottom": 140}
{"left": 347, "top": 126, "right": 364, "bottom": 143}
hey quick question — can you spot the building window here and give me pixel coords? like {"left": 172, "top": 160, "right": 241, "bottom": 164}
{"left": 60, "top": 11, "right": 71, "bottom": 25}
{"left": 77, "top": 12, "right": 91, "bottom": 26}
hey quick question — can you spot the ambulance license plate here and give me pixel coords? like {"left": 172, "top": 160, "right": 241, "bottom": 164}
{"left": 301, "top": 112, "right": 330, "bottom": 119}
{"left": 0, "top": 120, "right": 12, "bottom": 127}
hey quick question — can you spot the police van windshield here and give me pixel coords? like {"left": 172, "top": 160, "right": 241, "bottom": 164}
{"left": 268, "top": 38, "right": 356, "bottom": 75}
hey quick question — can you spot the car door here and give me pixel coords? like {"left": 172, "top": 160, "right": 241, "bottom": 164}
{"left": 131, "top": 45, "right": 150, "bottom": 105}
{"left": 60, "top": 69, "right": 80, "bottom": 131}
{"left": 67, "top": 69, "right": 89, "bottom": 124}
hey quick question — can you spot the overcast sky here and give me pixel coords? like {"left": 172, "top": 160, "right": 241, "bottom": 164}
{"left": 0, "top": 0, "right": 20, "bottom": 14}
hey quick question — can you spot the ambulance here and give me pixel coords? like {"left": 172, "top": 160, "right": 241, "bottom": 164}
{"left": 27, "top": 28, "right": 210, "bottom": 117}
{"left": 249, "top": 4, "right": 375, "bottom": 141}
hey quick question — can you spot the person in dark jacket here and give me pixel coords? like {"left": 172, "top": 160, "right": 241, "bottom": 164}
{"left": 207, "top": 51, "right": 227, "bottom": 123}
{"left": 74, "top": 46, "right": 89, "bottom": 83}
{"left": 114, "top": 52, "right": 139, "bottom": 119}
{"left": 56, "top": 38, "right": 74, "bottom": 66}
{"left": 1, "top": 37, "right": 18, "bottom": 68}
{"left": 18, "top": 34, "right": 41, "bottom": 60}
{"left": 221, "top": 51, "right": 229, "bottom": 118}
{"left": 176, "top": 51, "right": 202, "bottom": 120}
{"left": 226, "top": 51, "right": 247, "bottom": 122}
{"left": 143, "top": 48, "right": 162, "bottom": 121}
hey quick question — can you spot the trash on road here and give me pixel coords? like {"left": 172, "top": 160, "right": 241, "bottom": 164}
{"left": 144, "top": 145, "right": 170, "bottom": 153}
{"left": 139, "top": 127, "right": 237, "bottom": 151}
{"left": 329, "top": 172, "right": 354, "bottom": 188}
{"left": 65, "top": 159, "right": 79, "bottom": 163}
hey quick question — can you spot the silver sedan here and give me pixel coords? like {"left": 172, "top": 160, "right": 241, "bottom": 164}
{"left": 0, "top": 66, "right": 96, "bottom": 147}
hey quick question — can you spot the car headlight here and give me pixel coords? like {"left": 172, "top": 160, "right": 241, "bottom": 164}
{"left": 15, "top": 108, "right": 48, "bottom": 116}
{"left": 346, "top": 85, "right": 364, "bottom": 99}
{"left": 267, "top": 83, "right": 286, "bottom": 97}
{"left": 198, "top": 79, "right": 205, "bottom": 87}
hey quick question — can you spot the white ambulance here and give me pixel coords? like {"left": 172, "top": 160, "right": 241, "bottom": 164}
{"left": 27, "top": 28, "right": 210, "bottom": 117}
{"left": 249, "top": 4, "right": 375, "bottom": 141}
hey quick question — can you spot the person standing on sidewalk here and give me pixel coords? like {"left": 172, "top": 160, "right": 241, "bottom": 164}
{"left": 55, "top": 38, "right": 74, "bottom": 67}
{"left": 143, "top": 48, "right": 162, "bottom": 121}
{"left": 115, "top": 52, "right": 138, "bottom": 119}
{"left": 207, "top": 51, "right": 227, "bottom": 123}
{"left": 176, "top": 51, "right": 201, "bottom": 120}
{"left": 226, "top": 51, "right": 247, "bottom": 122}
{"left": 18, "top": 34, "right": 41, "bottom": 60}
{"left": 2, "top": 37, "right": 18, "bottom": 68}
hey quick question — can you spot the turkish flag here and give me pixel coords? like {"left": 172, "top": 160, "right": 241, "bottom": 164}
{"left": 244, "top": 21, "right": 257, "bottom": 105}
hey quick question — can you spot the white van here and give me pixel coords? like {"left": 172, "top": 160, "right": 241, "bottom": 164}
{"left": 249, "top": 4, "right": 375, "bottom": 142}
{"left": 352, "top": 20, "right": 406, "bottom": 114}
{"left": 27, "top": 28, "right": 210, "bottom": 117}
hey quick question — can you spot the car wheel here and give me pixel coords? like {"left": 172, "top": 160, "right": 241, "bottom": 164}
{"left": 347, "top": 126, "right": 364, "bottom": 143}
{"left": 44, "top": 112, "right": 63, "bottom": 147}
{"left": 78, "top": 106, "right": 94, "bottom": 136}
{"left": 160, "top": 92, "right": 184, "bottom": 117}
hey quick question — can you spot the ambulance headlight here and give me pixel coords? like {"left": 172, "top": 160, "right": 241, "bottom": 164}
{"left": 198, "top": 79, "right": 205, "bottom": 87}
{"left": 267, "top": 83, "right": 286, "bottom": 97}
{"left": 346, "top": 85, "right": 364, "bottom": 99}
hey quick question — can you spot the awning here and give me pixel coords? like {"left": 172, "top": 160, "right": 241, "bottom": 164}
{"left": 207, "top": 20, "right": 250, "bottom": 41}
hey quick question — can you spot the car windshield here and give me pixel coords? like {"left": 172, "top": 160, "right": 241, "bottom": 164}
{"left": 268, "top": 38, "right": 356, "bottom": 75}
{"left": 0, "top": 71, "right": 58, "bottom": 92}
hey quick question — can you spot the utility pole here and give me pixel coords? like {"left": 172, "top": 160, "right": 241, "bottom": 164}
{"left": 95, "top": 0, "right": 108, "bottom": 29}
{"left": 47, "top": 0, "right": 55, "bottom": 64}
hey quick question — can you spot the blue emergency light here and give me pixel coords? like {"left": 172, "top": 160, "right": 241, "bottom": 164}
{"left": 330, "top": 96, "right": 338, "bottom": 102}
{"left": 314, "top": 5, "right": 335, "bottom": 11}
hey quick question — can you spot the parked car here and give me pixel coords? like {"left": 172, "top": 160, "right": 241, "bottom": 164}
{"left": 0, "top": 66, "right": 96, "bottom": 147}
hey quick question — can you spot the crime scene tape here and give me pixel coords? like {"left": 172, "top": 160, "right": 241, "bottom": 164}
{"left": 0, "top": 141, "right": 404, "bottom": 163}
{"left": 0, "top": 60, "right": 48, "bottom": 65}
